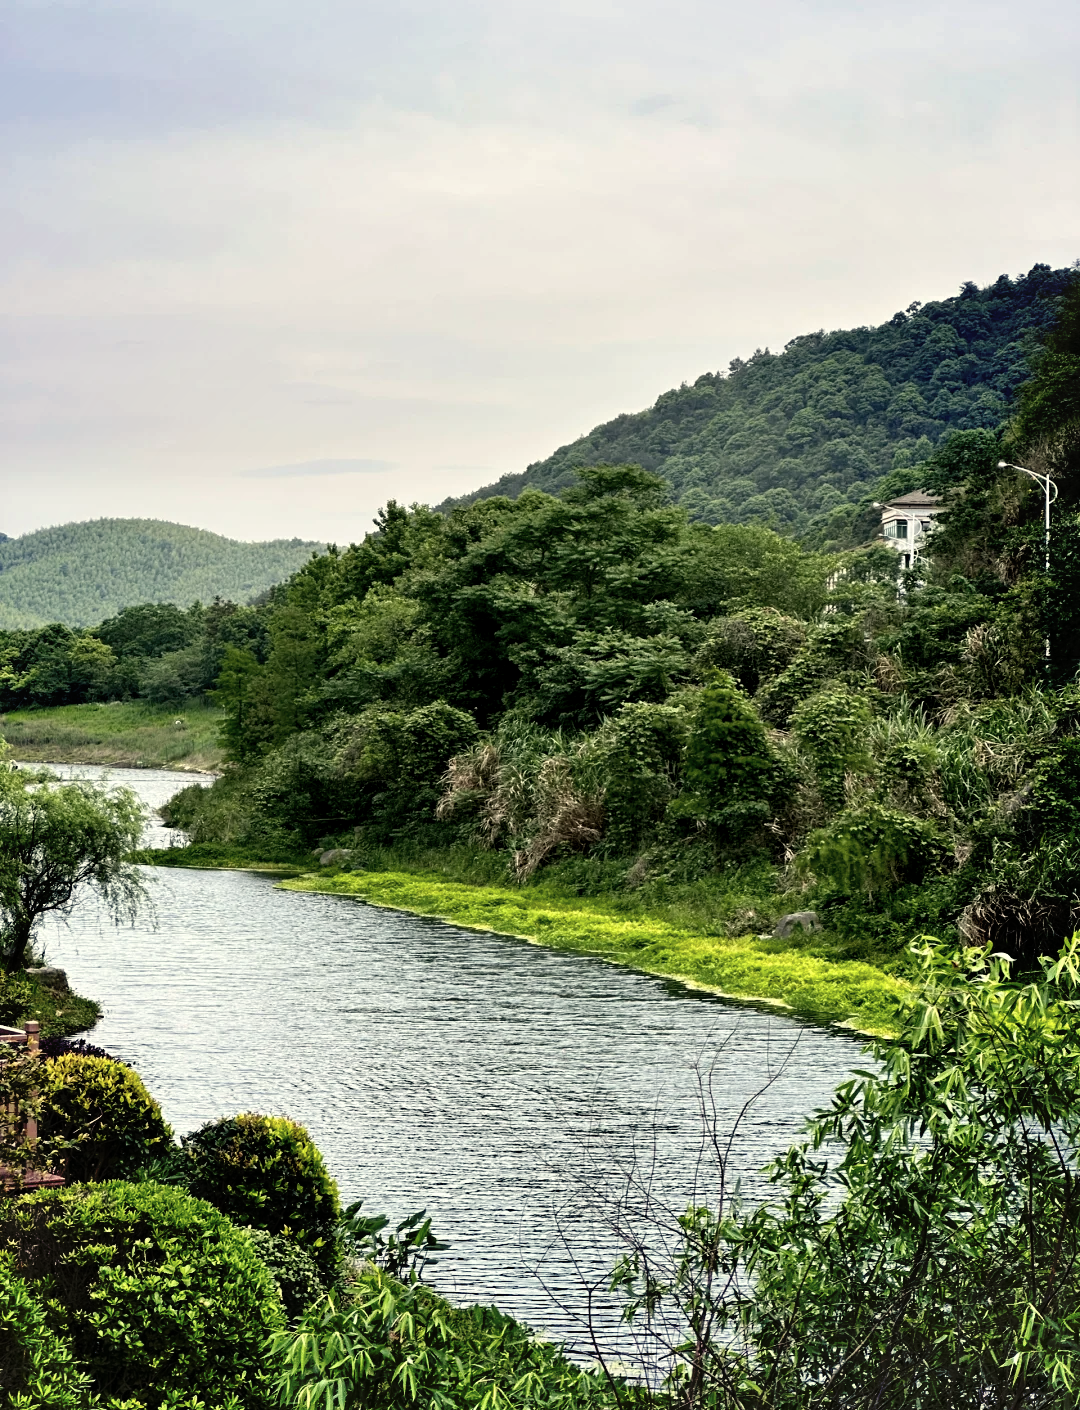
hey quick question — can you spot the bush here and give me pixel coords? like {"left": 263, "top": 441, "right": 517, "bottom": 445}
{"left": 38, "top": 1036, "right": 120, "bottom": 1062}
{"left": 39, "top": 1054, "right": 173, "bottom": 1183}
{"left": 0, "top": 1181, "right": 283, "bottom": 1409}
{"left": 245, "top": 1228, "right": 327, "bottom": 1323}
{"left": 791, "top": 683, "right": 874, "bottom": 808}
{"left": 696, "top": 607, "right": 807, "bottom": 693}
{"left": 592, "top": 701, "right": 689, "bottom": 853}
{"left": 0, "top": 1253, "right": 91, "bottom": 1409}
{"left": 271, "top": 1268, "right": 619, "bottom": 1410}
{"left": 0, "top": 971, "right": 33, "bottom": 1025}
{"left": 180, "top": 1113, "right": 341, "bottom": 1279}
{"left": 676, "top": 671, "right": 778, "bottom": 846}
{"left": 801, "top": 802, "right": 947, "bottom": 899}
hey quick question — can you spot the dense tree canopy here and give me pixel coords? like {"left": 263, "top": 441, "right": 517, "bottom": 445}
{"left": 0, "top": 518, "right": 322, "bottom": 629}
{"left": 446, "top": 264, "right": 1076, "bottom": 547}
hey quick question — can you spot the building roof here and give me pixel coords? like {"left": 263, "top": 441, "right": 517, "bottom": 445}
{"left": 883, "top": 490, "right": 943, "bottom": 510}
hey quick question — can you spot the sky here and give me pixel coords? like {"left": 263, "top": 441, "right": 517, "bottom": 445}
{"left": 2, "top": 0, "right": 1079, "bottom": 546}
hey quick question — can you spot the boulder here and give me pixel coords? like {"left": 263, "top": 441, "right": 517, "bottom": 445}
{"left": 319, "top": 848, "right": 354, "bottom": 867}
{"left": 25, "top": 965, "right": 70, "bottom": 991}
{"left": 773, "top": 911, "right": 822, "bottom": 938}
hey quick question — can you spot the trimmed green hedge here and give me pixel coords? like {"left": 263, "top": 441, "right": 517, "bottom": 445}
{"left": 0, "top": 1181, "right": 284, "bottom": 1409}
{"left": 40, "top": 1054, "right": 173, "bottom": 1183}
{"left": 0, "top": 1252, "right": 91, "bottom": 1409}
{"left": 181, "top": 1113, "right": 342, "bottom": 1280}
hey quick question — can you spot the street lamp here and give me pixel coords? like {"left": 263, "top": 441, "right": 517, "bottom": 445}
{"left": 998, "top": 459, "right": 1058, "bottom": 659}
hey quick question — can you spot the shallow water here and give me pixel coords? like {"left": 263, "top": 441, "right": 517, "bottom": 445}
{"left": 31, "top": 762, "right": 862, "bottom": 1359}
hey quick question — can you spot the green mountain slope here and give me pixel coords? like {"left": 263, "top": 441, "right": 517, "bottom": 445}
{"left": 445, "top": 263, "right": 1075, "bottom": 544}
{"left": 0, "top": 519, "right": 325, "bottom": 628}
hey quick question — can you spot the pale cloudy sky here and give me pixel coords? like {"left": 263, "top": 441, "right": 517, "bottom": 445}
{"left": 3, "top": 0, "right": 1079, "bottom": 544}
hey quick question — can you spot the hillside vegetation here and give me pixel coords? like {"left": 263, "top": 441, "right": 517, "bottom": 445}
{"left": 0, "top": 518, "right": 324, "bottom": 628}
{"left": 151, "top": 267, "right": 1080, "bottom": 1022}
{"left": 446, "top": 263, "right": 1075, "bottom": 547}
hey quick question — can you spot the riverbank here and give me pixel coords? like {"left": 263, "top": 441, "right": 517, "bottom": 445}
{"left": 138, "top": 841, "right": 909, "bottom": 1034}
{"left": 3, "top": 971, "right": 101, "bottom": 1038}
{"left": 283, "top": 869, "right": 909, "bottom": 1036}
{"left": 0, "top": 701, "right": 224, "bottom": 771}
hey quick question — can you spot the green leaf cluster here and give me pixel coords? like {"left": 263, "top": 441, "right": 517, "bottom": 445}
{"left": 178, "top": 1113, "right": 342, "bottom": 1281}
{"left": 39, "top": 1053, "right": 174, "bottom": 1183}
{"left": 0, "top": 1181, "right": 284, "bottom": 1409}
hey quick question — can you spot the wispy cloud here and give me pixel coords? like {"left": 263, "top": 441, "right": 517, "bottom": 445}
{"left": 240, "top": 458, "right": 397, "bottom": 479}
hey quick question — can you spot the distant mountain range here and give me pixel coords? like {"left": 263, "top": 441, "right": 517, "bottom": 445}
{"left": 0, "top": 519, "right": 325, "bottom": 629}
{"left": 443, "top": 263, "right": 1076, "bottom": 547}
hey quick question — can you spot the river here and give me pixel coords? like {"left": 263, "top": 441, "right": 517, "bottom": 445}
{"left": 32, "top": 763, "right": 862, "bottom": 1361}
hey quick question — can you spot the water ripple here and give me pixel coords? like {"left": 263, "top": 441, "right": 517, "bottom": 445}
{"left": 33, "top": 765, "right": 862, "bottom": 1358}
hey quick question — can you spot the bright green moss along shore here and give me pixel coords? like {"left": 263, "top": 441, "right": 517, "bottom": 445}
{"left": 281, "top": 870, "right": 909, "bottom": 1035}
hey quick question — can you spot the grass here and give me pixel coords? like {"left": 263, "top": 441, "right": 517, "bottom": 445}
{"left": 0, "top": 701, "right": 225, "bottom": 771}
{"left": 137, "top": 842, "right": 307, "bottom": 874}
{"left": 280, "top": 867, "right": 910, "bottom": 1036}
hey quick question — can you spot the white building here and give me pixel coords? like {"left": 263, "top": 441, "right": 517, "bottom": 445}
{"left": 879, "top": 490, "right": 943, "bottom": 571}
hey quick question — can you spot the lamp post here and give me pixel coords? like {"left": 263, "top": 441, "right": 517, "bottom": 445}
{"left": 998, "top": 459, "right": 1058, "bottom": 659}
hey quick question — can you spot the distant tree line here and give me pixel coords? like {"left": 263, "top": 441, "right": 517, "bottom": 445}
{"left": 0, "top": 598, "right": 272, "bottom": 711}
{"left": 0, "top": 518, "right": 322, "bottom": 629}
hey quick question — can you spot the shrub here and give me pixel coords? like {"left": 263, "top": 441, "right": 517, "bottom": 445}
{"left": 696, "top": 607, "right": 807, "bottom": 693}
{"left": 180, "top": 1113, "right": 341, "bottom": 1279}
{"left": 245, "top": 1228, "right": 326, "bottom": 1323}
{"left": 801, "top": 802, "right": 947, "bottom": 899}
{"left": 0, "top": 1181, "right": 283, "bottom": 1409}
{"left": 592, "top": 701, "right": 689, "bottom": 853}
{"left": 755, "top": 617, "right": 867, "bottom": 725}
{"left": 791, "top": 684, "right": 874, "bottom": 808}
{"left": 39, "top": 1054, "right": 173, "bottom": 1183}
{"left": 270, "top": 1268, "right": 619, "bottom": 1410}
{"left": 676, "top": 671, "right": 778, "bottom": 845}
{"left": 0, "top": 971, "right": 33, "bottom": 1025}
{"left": 0, "top": 1253, "right": 91, "bottom": 1409}
{"left": 38, "top": 1035, "right": 119, "bottom": 1062}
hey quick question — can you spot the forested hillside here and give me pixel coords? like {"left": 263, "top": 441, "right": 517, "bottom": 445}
{"left": 446, "top": 263, "right": 1076, "bottom": 546}
{"left": 155, "top": 268, "right": 1080, "bottom": 980}
{"left": 0, "top": 519, "right": 323, "bottom": 628}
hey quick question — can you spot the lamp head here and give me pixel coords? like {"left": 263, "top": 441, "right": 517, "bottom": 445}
{"left": 997, "top": 460, "right": 1008, "bottom": 468}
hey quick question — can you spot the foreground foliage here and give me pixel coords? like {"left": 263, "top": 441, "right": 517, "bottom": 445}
{"left": 605, "top": 938, "right": 1080, "bottom": 1407}
{"left": 0, "top": 1181, "right": 284, "bottom": 1409}
{"left": 271, "top": 1267, "right": 626, "bottom": 1410}
{"left": 179, "top": 1113, "right": 342, "bottom": 1281}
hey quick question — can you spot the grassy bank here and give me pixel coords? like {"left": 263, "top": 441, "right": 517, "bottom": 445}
{"left": 2, "top": 972, "right": 101, "bottom": 1038}
{"left": 280, "top": 867, "right": 909, "bottom": 1035}
{"left": 0, "top": 701, "right": 225, "bottom": 771}
{"left": 140, "top": 839, "right": 911, "bottom": 1032}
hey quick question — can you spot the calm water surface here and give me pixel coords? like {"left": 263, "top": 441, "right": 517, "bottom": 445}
{"left": 32, "top": 763, "right": 862, "bottom": 1357}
